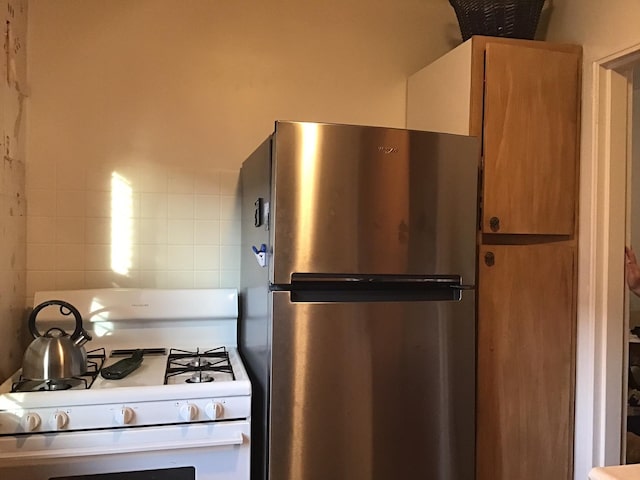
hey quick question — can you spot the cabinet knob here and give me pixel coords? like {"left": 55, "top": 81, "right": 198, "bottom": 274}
{"left": 489, "top": 216, "right": 500, "bottom": 232}
{"left": 484, "top": 252, "right": 495, "bottom": 267}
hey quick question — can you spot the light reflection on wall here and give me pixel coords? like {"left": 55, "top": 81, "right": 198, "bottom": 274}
{"left": 110, "top": 172, "right": 133, "bottom": 276}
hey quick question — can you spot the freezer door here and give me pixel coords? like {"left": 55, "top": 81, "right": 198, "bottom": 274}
{"left": 268, "top": 290, "right": 475, "bottom": 480}
{"left": 271, "top": 121, "right": 479, "bottom": 284}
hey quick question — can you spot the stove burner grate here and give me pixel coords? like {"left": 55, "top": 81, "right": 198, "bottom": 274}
{"left": 11, "top": 348, "right": 106, "bottom": 393}
{"left": 42, "top": 379, "right": 73, "bottom": 391}
{"left": 186, "top": 371, "right": 214, "bottom": 383}
{"left": 164, "top": 347, "right": 234, "bottom": 384}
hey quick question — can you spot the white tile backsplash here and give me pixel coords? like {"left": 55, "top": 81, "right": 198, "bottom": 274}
{"left": 55, "top": 217, "right": 85, "bottom": 244}
{"left": 195, "top": 245, "right": 220, "bottom": 270}
{"left": 55, "top": 244, "right": 86, "bottom": 271}
{"left": 139, "top": 244, "right": 168, "bottom": 270}
{"left": 85, "top": 191, "right": 112, "bottom": 217}
{"left": 139, "top": 218, "right": 168, "bottom": 244}
{"left": 195, "top": 220, "right": 220, "bottom": 245}
{"left": 26, "top": 244, "right": 56, "bottom": 270}
{"left": 26, "top": 271, "right": 57, "bottom": 299}
{"left": 27, "top": 216, "right": 56, "bottom": 243}
{"left": 55, "top": 271, "right": 85, "bottom": 290}
{"left": 84, "top": 244, "right": 113, "bottom": 271}
{"left": 56, "top": 269, "right": 84, "bottom": 290}
{"left": 84, "top": 270, "right": 117, "bottom": 289}
{"left": 195, "top": 195, "right": 220, "bottom": 220}
{"left": 85, "top": 217, "right": 111, "bottom": 244}
{"left": 220, "top": 220, "right": 241, "bottom": 246}
{"left": 139, "top": 270, "right": 169, "bottom": 288}
{"left": 168, "top": 219, "right": 195, "bottom": 244}
{"left": 195, "top": 270, "right": 220, "bottom": 288}
{"left": 166, "top": 271, "right": 195, "bottom": 288}
{"left": 167, "top": 245, "right": 195, "bottom": 270}
{"left": 219, "top": 195, "right": 240, "bottom": 220}
{"left": 168, "top": 194, "right": 195, "bottom": 219}
{"left": 26, "top": 166, "right": 242, "bottom": 297}
{"left": 140, "top": 192, "right": 168, "bottom": 218}
{"left": 56, "top": 190, "right": 86, "bottom": 217}
{"left": 27, "top": 189, "right": 56, "bottom": 216}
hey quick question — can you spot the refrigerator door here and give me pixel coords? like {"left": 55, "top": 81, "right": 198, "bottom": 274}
{"left": 269, "top": 290, "right": 475, "bottom": 480}
{"left": 270, "top": 121, "right": 479, "bottom": 284}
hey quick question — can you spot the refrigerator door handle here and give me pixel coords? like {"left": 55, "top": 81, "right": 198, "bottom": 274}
{"left": 450, "top": 284, "right": 475, "bottom": 291}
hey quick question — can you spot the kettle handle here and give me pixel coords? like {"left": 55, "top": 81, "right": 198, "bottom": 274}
{"left": 28, "top": 300, "right": 84, "bottom": 339}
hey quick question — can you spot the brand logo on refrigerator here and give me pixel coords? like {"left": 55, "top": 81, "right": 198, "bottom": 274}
{"left": 377, "top": 146, "right": 399, "bottom": 154}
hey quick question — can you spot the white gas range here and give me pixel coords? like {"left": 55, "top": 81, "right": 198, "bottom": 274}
{"left": 0, "top": 288, "right": 251, "bottom": 480}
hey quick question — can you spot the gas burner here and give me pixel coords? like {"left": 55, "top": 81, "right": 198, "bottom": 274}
{"left": 41, "top": 380, "right": 73, "bottom": 391}
{"left": 188, "top": 357, "right": 213, "bottom": 368}
{"left": 186, "top": 372, "right": 214, "bottom": 383}
{"left": 164, "top": 347, "right": 235, "bottom": 385}
{"left": 14, "top": 377, "right": 84, "bottom": 392}
{"left": 11, "top": 348, "right": 106, "bottom": 393}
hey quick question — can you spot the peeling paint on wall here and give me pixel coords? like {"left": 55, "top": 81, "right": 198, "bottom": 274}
{"left": 0, "top": 0, "right": 27, "bottom": 383}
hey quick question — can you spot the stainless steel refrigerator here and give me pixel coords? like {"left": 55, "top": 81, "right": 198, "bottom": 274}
{"left": 239, "top": 121, "right": 479, "bottom": 480}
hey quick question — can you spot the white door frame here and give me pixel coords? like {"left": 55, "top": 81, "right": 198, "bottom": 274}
{"left": 578, "top": 43, "right": 640, "bottom": 477}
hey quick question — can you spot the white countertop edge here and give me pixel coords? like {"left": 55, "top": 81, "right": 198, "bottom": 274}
{"left": 590, "top": 465, "right": 640, "bottom": 479}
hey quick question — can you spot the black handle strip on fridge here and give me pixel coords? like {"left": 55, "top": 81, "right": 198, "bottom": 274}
{"left": 271, "top": 273, "right": 474, "bottom": 303}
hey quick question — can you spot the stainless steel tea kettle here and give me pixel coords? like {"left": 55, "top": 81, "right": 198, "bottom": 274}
{"left": 22, "top": 300, "right": 92, "bottom": 380}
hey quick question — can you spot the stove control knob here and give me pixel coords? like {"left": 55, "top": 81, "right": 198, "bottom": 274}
{"left": 22, "top": 413, "right": 41, "bottom": 431}
{"left": 205, "top": 402, "right": 224, "bottom": 420}
{"left": 180, "top": 403, "right": 199, "bottom": 421}
{"left": 50, "top": 411, "right": 68, "bottom": 430}
{"left": 115, "top": 407, "right": 135, "bottom": 425}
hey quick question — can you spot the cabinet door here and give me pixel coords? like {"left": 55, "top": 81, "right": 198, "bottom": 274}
{"left": 477, "top": 244, "right": 574, "bottom": 480}
{"left": 482, "top": 43, "right": 580, "bottom": 235}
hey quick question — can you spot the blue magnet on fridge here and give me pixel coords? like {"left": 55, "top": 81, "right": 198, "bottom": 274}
{"left": 252, "top": 244, "right": 267, "bottom": 267}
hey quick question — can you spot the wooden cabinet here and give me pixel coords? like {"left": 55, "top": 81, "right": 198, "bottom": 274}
{"left": 407, "top": 36, "right": 580, "bottom": 236}
{"left": 407, "top": 36, "right": 581, "bottom": 480}
{"left": 482, "top": 43, "right": 579, "bottom": 235}
{"left": 477, "top": 244, "right": 575, "bottom": 479}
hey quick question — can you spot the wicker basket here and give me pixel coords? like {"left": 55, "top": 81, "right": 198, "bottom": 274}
{"left": 449, "top": 0, "right": 546, "bottom": 41}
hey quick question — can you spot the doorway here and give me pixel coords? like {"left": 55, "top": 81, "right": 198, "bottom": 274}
{"left": 579, "top": 43, "right": 640, "bottom": 475}
{"left": 625, "top": 65, "right": 640, "bottom": 464}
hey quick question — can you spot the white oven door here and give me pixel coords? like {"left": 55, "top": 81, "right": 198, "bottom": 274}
{"left": 0, "top": 420, "right": 249, "bottom": 480}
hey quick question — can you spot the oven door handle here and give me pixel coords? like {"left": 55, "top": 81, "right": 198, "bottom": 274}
{"left": 0, "top": 432, "right": 245, "bottom": 461}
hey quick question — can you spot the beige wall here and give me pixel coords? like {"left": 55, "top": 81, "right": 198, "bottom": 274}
{"left": 0, "top": 0, "right": 27, "bottom": 382}
{"left": 25, "top": 1, "right": 460, "bottom": 306}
